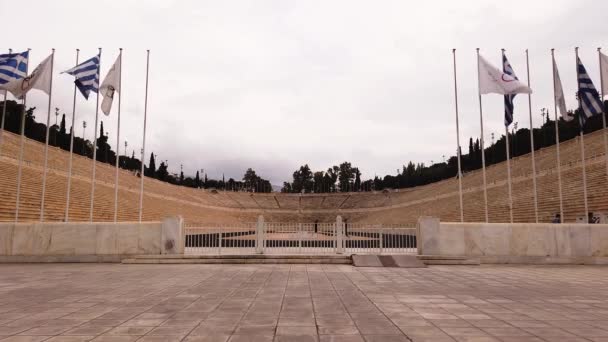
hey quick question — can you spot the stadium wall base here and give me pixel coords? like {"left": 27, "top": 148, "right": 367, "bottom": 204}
{"left": 417, "top": 217, "right": 608, "bottom": 264}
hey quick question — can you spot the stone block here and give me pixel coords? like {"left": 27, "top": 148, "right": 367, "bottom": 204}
{"left": 417, "top": 216, "right": 440, "bottom": 255}
{"left": 569, "top": 225, "right": 591, "bottom": 257}
{"left": 590, "top": 226, "right": 608, "bottom": 257}
{"left": 96, "top": 223, "right": 118, "bottom": 255}
{"left": 139, "top": 223, "right": 162, "bottom": 254}
{"left": 464, "top": 224, "right": 482, "bottom": 256}
{"left": 554, "top": 224, "right": 572, "bottom": 256}
{"left": 117, "top": 224, "right": 140, "bottom": 254}
{"left": 12, "top": 223, "right": 51, "bottom": 256}
{"left": 439, "top": 223, "right": 465, "bottom": 256}
{"left": 480, "top": 223, "right": 509, "bottom": 256}
{"left": 0, "top": 223, "right": 13, "bottom": 255}
{"left": 161, "top": 216, "right": 183, "bottom": 255}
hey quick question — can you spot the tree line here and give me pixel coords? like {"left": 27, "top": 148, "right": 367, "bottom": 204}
{"left": 0, "top": 100, "right": 272, "bottom": 192}
{"left": 281, "top": 105, "right": 608, "bottom": 193}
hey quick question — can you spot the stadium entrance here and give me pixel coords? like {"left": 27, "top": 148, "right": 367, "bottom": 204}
{"left": 184, "top": 217, "right": 417, "bottom": 255}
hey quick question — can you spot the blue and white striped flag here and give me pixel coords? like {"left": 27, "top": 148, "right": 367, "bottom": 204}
{"left": 0, "top": 51, "right": 29, "bottom": 93}
{"left": 576, "top": 56, "right": 604, "bottom": 127}
{"left": 62, "top": 55, "right": 99, "bottom": 100}
{"left": 502, "top": 53, "right": 518, "bottom": 127}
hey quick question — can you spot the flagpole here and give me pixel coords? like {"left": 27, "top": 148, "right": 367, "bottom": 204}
{"left": 501, "top": 49, "right": 514, "bottom": 223}
{"left": 113, "top": 48, "right": 123, "bottom": 223}
{"left": 575, "top": 47, "right": 589, "bottom": 223}
{"left": 139, "top": 50, "right": 150, "bottom": 223}
{"left": 599, "top": 47, "right": 608, "bottom": 180}
{"left": 0, "top": 48, "right": 12, "bottom": 159}
{"left": 525, "top": 49, "right": 539, "bottom": 223}
{"left": 65, "top": 49, "right": 80, "bottom": 222}
{"left": 40, "top": 49, "right": 55, "bottom": 222}
{"left": 476, "top": 48, "right": 489, "bottom": 222}
{"left": 14, "top": 48, "right": 31, "bottom": 222}
{"left": 452, "top": 49, "right": 464, "bottom": 222}
{"left": 89, "top": 48, "right": 102, "bottom": 222}
{"left": 504, "top": 124, "right": 514, "bottom": 223}
{"left": 551, "top": 49, "right": 564, "bottom": 222}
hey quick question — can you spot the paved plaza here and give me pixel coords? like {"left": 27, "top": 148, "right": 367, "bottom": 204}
{"left": 0, "top": 264, "right": 608, "bottom": 342}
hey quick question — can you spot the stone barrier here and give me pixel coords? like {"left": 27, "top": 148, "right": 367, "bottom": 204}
{"left": 417, "top": 216, "right": 608, "bottom": 264}
{"left": 0, "top": 216, "right": 184, "bottom": 262}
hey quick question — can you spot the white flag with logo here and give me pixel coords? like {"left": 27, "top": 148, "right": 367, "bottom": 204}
{"left": 100, "top": 55, "right": 121, "bottom": 115}
{"left": 0, "top": 54, "right": 52, "bottom": 99}
{"left": 600, "top": 51, "right": 608, "bottom": 97}
{"left": 478, "top": 54, "right": 532, "bottom": 95}
{"left": 552, "top": 56, "right": 573, "bottom": 121}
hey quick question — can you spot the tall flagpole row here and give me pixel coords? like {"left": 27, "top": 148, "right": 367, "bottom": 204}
{"left": 452, "top": 49, "right": 464, "bottom": 222}
{"left": 89, "top": 48, "right": 102, "bottom": 222}
{"left": 599, "top": 48, "right": 608, "bottom": 181}
{"left": 476, "top": 48, "right": 489, "bottom": 222}
{"left": 0, "top": 48, "right": 12, "bottom": 159}
{"left": 551, "top": 49, "right": 564, "bottom": 222}
{"left": 65, "top": 49, "right": 80, "bottom": 222}
{"left": 40, "top": 48, "right": 55, "bottom": 222}
{"left": 525, "top": 49, "right": 539, "bottom": 223}
{"left": 575, "top": 47, "right": 590, "bottom": 223}
{"left": 14, "top": 48, "right": 31, "bottom": 222}
{"left": 113, "top": 48, "right": 123, "bottom": 222}
{"left": 139, "top": 50, "right": 150, "bottom": 223}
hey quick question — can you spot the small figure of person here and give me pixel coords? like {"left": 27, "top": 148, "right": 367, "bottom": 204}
{"left": 552, "top": 213, "right": 561, "bottom": 224}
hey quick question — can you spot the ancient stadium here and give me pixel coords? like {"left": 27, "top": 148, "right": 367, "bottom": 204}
{"left": 0, "top": 128, "right": 606, "bottom": 225}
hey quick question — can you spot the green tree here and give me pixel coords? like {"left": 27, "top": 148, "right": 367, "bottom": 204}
{"left": 338, "top": 162, "right": 354, "bottom": 192}
{"left": 354, "top": 168, "right": 361, "bottom": 192}
{"left": 146, "top": 152, "right": 156, "bottom": 178}
{"left": 156, "top": 161, "right": 168, "bottom": 181}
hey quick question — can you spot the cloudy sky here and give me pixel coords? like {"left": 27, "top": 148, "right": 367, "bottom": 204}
{"left": 3, "top": 0, "right": 608, "bottom": 185}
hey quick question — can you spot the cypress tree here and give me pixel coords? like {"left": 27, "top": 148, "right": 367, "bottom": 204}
{"left": 147, "top": 152, "right": 156, "bottom": 178}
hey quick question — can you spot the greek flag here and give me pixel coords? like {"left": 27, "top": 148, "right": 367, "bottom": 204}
{"left": 503, "top": 53, "right": 518, "bottom": 127}
{"left": 576, "top": 56, "right": 604, "bottom": 127}
{"left": 62, "top": 55, "right": 100, "bottom": 100}
{"left": 0, "top": 51, "right": 29, "bottom": 91}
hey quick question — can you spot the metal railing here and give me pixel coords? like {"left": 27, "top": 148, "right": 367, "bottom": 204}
{"left": 184, "top": 219, "right": 417, "bottom": 255}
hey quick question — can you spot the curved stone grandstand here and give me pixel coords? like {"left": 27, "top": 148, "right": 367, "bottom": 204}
{"left": 0, "top": 128, "right": 607, "bottom": 224}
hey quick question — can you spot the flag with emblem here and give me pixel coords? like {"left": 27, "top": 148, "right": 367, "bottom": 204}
{"left": 0, "top": 53, "right": 52, "bottom": 99}
{"left": 552, "top": 55, "right": 573, "bottom": 121}
{"left": 100, "top": 55, "right": 121, "bottom": 115}
{"left": 478, "top": 54, "right": 532, "bottom": 96}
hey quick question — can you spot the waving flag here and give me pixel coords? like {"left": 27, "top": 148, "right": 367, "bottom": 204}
{"left": 502, "top": 53, "right": 518, "bottom": 127}
{"left": 62, "top": 55, "right": 99, "bottom": 99}
{"left": 478, "top": 55, "right": 532, "bottom": 96}
{"left": 0, "top": 51, "right": 29, "bottom": 94}
{"left": 552, "top": 56, "right": 572, "bottom": 121}
{"left": 0, "top": 54, "right": 52, "bottom": 99}
{"left": 100, "top": 55, "right": 121, "bottom": 115}
{"left": 600, "top": 51, "right": 608, "bottom": 97}
{"left": 576, "top": 56, "right": 603, "bottom": 126}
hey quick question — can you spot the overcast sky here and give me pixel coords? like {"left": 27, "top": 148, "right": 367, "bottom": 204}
{"left": 3, "top": 0, "right": 608, "bottom": 185}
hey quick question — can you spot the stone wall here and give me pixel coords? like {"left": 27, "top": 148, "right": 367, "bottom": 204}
{"left": 0, "top": 217, "right": 183, "bottom": 262}
{"left": 417, "top": 217, "right": 608, "bottom": 264}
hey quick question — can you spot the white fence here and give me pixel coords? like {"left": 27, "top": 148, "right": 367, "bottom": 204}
{"left": 184, "top": 218, "right": 417, "bottom": 255}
